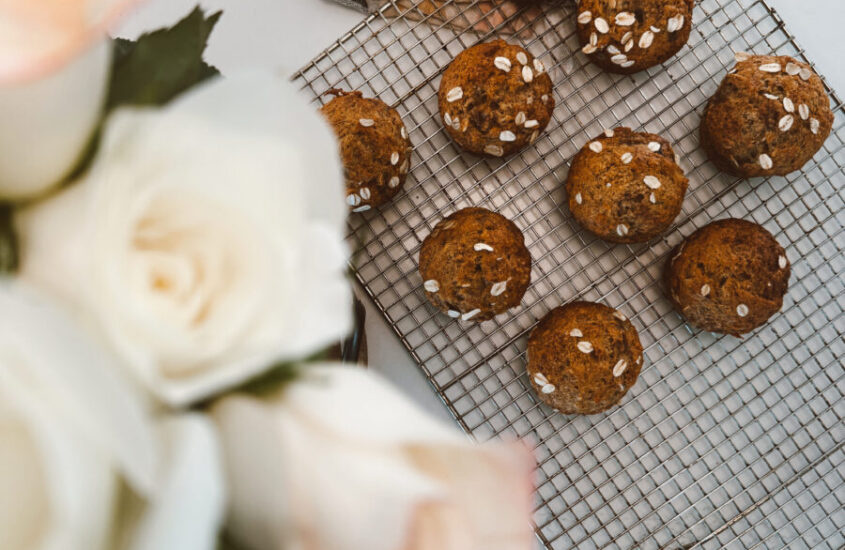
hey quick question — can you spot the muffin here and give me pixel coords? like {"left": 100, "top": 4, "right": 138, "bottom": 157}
{"left": 664, "top": 218, "right": 791, "bottom": 336}
{"left": 419, "top": 207, "right": 532, "bottom": 322}
{"left": 701, "top": 53, "right": 834, "bottom": 178}
{"left": 527, "top": 301, "right": 643, "bottom": 414}
{"left": 437, "top": 39, "right": 555, "bottom": 157}
{"left": 566, "top": 127, "right": 688, "bottom": 243}
{"left": 320, "top": 90, "right": 411, "bottom": 212}
{"left": 576, "top": 0, "right": 694, "bottom": 74}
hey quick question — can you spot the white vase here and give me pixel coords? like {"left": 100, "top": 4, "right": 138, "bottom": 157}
{"left": 0, "top": 37, "right": 111, "bottom": 201}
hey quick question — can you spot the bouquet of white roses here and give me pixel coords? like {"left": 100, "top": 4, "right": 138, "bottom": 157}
{"left": 0, "top": 3, "right": 535, "bottom": 549}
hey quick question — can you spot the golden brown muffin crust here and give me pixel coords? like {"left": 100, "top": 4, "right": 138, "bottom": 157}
{"left": 576, "top": 0, "right": 694, "bottom": 74}
{"left": 527, "top": 301, "right": 644, "bottom": 414}
{"left": 320, "top": 90, "right": 412, "bottom": 212}
{"left": 664, "top": 218, "right": 791, "bottom": 336}
{"left": 701, "top": 54, "right": 834, "bottom": 178}
{"left": 419, "top": 207, "right": 532, "bottom": 322}
{"left": 566, "top": 127, "right": 688, "bottom": 243}
{"left": 437, "top": 39, "right": 554, "bottom": 157}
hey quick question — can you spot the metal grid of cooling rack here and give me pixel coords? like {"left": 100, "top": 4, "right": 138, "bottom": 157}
{"left": 292, "top": 1, "right": 845, "bottom": 548}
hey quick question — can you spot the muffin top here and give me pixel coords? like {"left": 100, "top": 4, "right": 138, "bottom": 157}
{"left": 576, "top": 0, "right": 694, "bottom": 73}
{"left": 320, "top": 90, "right": 411, "bottom": 212}
{"left": 527, "top": 301, "right": 643, "bottom": 415}
{"left": 438, "top": 39, "right": 554, "bottom": 157}
{"left": 701, "top": 53, "right": 833, "bottom": 178}
{"left": 664, "top": 218, "right": 791, "bottom": 336}
{"left": 566, "top": 127, "right": 688, "bottom": 243}
{"left": 419, "top": 207, "right": 532, "bottom": 322}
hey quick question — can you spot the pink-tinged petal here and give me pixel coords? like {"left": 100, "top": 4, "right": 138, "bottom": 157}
{"left": 213, "top": 394, "right": 446, "bottom": 550}
{"left": 212, "top": 365, "right": 536, "bottom": 550}
{"left": 403, "top": 440, "right": 536, "bottom": 550}
{"left": 0, "top": 37, "right": 110, "bottom": 199}
{"left": 0, "top": 0, "right": 142, "bottom": 83}
{"left": 281, "top": 364, "right": 471, "bottom": 445}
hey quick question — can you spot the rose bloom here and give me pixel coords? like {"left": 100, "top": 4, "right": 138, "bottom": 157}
{"left": 0, "top": 0, "right": 139, "bottom": 199}
{"left": 0, "top": 282, "right": 224, "bottom": 550}
{"left": 212, "top": 364, "right": 536, "bottom": 550}
{"left": 16, "top": 73, "right": 351, "bottom": 406}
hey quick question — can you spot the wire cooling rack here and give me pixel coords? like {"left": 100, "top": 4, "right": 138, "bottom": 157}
{"left": 292, "top": 1, "right": 845, "bottom": 548}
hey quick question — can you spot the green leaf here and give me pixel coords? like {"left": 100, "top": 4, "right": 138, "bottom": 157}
{"left": 63, "top": 7, "right": 222, "bottom": 183}
{"left": 0, "top": 203, "right": 18, "bottom": 273}
{"left": 216, "top": 534, "right": 244, "bottom": 550}
{"left": 106, "top": 7, "right": 222, "bottom": 110}
{"left": 233, "top": 361, "right": 303, "bottom": 398}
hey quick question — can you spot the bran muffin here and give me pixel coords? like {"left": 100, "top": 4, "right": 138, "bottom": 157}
{"left": 438, "top": 39, "right": 555, "bottom": 157}
{"left": 419, "top": 207, "right": 532, "bottom": 322}
{"left": 566, "top": 127, "right": 688, "bottom": 243}
{"left": 576, "top": 0, "right": 694, "bottom": 74}
{"left": 701, "top": 53, "right": 834, "bottom": 178}
{"left": 320, "top": 90, "right": 411, "bottom": 212}
{"left": 527, "top": 301, "right": 643, "bottom": 414}
{"left": 664, "top": 218, "right": 791, "bottom": 336}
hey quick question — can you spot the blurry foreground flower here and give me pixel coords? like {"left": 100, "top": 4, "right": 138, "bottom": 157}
{"left": 116, "top": 414, "right": 225, "bottom": 550}
{"left": 0, "top": 0, "right": 138, "bottom": 199}
{"left": 212, "top": 364, "right": 535, "bottom": 550}
{"left": 16, "top": 73, "right": 351, "bottom": 406}
{"left": 0, "top": 283, "right": 225, "bottom": 550}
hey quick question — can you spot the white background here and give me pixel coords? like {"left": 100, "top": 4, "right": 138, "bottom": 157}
{"left": 118, "top": 0, "right": 845, "bottom": 423}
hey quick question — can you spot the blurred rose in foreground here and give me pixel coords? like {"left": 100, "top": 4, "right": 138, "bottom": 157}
{"left": 117, "top": 415, "right": 225, "bottom": 550}
{"left": 0, "top": 282, "right": 225, "bottom": 550}
{"left": 213, "top": 364, "right": 535, "bottom": 550}
{"left": 0, "top": 0, "right": 138, "bottom": 199}
{"left": 16, "top": 73, "right": 351, "bottom": 406}
{"left": 0, "top": 282, "right": 152, "bottom": 549}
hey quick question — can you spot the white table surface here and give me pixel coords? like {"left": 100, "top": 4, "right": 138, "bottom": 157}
{"left": 117, "top": 0, "right": 845, "bottom": 425}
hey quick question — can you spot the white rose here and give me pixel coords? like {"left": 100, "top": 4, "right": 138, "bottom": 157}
{"left": 0, "top": 0, "right": 134, "bottom": 199}
{"left": 0, "top": 282, "right": 225, "bottom": 550}
{"left": 212, "top": 364, "right": 535, "bottom": 550}
{"left": 16, "top": 73, "right": 352, "bottom": 406}
{"left": 0, "top": 282, "right": 154, "bottom": 550}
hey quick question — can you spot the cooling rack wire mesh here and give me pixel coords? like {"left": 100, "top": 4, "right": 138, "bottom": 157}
{"left": 291, "top": 1, "right": 845, "bottom": 548}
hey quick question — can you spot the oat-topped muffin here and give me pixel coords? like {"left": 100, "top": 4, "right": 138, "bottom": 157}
{"left": 566, "top": 127, "right": 688, "bottom": 243}
{"left": 527, "top": 301, "right": 643, "bottom": 414}
{"left": 664, "top": 218, "right": 791, "bottom": 336}
{"left": 438, "top": 39, "right": 555, "bottom": 157}
{"left": 320, "top": 90, "right": 411, "bottom": 212}
{"left": 419, "top": 207, "right": 532, "bottom": 322}
{"left": 701, "top": 53, "right": 834, "bottom": 178}
{"left": 576, "top": 0, "right": 694, "bottom": 74}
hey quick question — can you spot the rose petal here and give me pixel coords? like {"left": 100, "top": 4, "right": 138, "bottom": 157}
{"left": 214, "top": 395, "right": 447, "bottom": 550}
{"left": 124, "top": 415, "right": 225, "bottom": 550}
{"left": 0, "top": 37, "right": 110, "bottom": 199}
{"left": 1, "top": 371, "right": 117, "bottom": 550}
{"left": 0, "top": 282, "right": 157, "bottom": 494}
{"left": 212, "top": 365, "right": 535, "bottom": 550}
{"left": 0, "top": 283, "right": 158, "bottom": 550}
{"left": 0, "top": 0, "right": 140, "bottom": 83}
{"left": 282, "top": 364, "right": 466, "bottom": 445}
{"left": 171, "top": 72, "right": 348, "bottom": 235}
{"left": 404, "top": 440, "right": 535, "bottom": 550}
